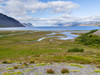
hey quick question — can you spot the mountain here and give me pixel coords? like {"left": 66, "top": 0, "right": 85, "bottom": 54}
{"left": 0, "top": 13, "right": 25, "bottom": 27}
{"left": 55, "top": 21, "right": 100, "bottom": 27}
{"left": 22, "top": 23, "right": 34, "bottom": 27}
{"left": 93, "top": 30, "right": 100, "bottom": 36}
{"left": 79, "top": 21, "right": 100, "bottom": 26}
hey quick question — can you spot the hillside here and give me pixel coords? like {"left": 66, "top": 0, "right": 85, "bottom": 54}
{"left": 93, "top": 30, "right": 100, "bottom": 36}
{"left": 0, "top": 13, "right": 25, "bottom": 27}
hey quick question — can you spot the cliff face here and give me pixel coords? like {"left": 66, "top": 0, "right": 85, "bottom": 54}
{"left": 0, "top": 13, "right": 25, "bottom": 27}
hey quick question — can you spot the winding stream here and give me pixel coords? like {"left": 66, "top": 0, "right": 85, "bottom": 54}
{"left": 37, "top": 31, "right": 80, "bottom": 41}
{"left": 0, "top": 31, "right": 89, "bottom": 42}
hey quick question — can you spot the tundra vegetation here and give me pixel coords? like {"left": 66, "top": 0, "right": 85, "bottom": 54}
{"left": 0, "top": 30, "right": 99, "bottom": 65}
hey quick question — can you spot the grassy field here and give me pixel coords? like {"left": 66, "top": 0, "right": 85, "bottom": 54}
{"left": 0, "top": 30, "right": 100, "bottom": 64}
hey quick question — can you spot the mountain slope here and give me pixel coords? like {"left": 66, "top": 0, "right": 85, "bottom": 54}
{"left": 0, "top": 13, "right": 25, "bottom": 27}
{"left": 23, "top": 23, "right": 34, "bottom": 27}
{"left": 93, "top": 30, "right": 100, "bottom": 36}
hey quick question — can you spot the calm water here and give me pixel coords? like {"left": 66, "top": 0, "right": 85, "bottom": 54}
{"left": 0, "top": 26, "right": 100, "bottom": 31}
{"left": 0, "top": 26, "right": 100, "bottom": 40}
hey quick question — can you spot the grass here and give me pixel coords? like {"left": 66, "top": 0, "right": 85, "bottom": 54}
{"left": 71, "top": 70, "right": 80, "bottom": 72}
{"left": 0, "top": 30, "right": 99, "bottom": 64}
{"left": 6, "top": 67, "right": 14, "bottom": 70}
{"left": 69, "top": 63, "right": 84, "bottom": 68}
{"left": 68, "top": 48, "right": 84, "bottom": 52}
{"left": 76, "top": 29, "right": 100, "bottom": 47}
{"left": 94, "top": 69, "right": 100, "bottom": 73}
{"left": 12, "top": 71, "right": 23, "bottom": 74}
{"left": 2, "top": 71, "right": 23, "bottom": 75}
{"left": 24, "top": 69, "right": 34, "bottom": 72}
{"left": 36, "top": 63, "right": 46, "bottom": 66}
{"left": 2, "top": 72, "right": 12, "bottom": 75}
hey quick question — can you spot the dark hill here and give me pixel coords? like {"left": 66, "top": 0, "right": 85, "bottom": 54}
{"left": 0, "top": 13, "right": 25, "bottom": 27}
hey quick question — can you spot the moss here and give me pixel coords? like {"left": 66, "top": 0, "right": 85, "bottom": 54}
{"left": 1, "top": 60, "right": 12, "bottom": 64}
{"left": 71, "top": 70, "right": 80, "bottom": 72}
{"left": 36, "top": 63, "right": 46, "bottom": 66}
{"left": 46, "top": 69, "right": 54, "bottom": 74}
{"left": 61, "top": 68, "right": 69, "bottom": 74}
{"left": 13, "top": 65, "right": 19, "bottom": 69}
{"left": 24, "top": 69, "right": 34, "bottom": 72}
{"left": 12, "top": 71, "right": 23, "bottom": 74}
{"left": 96, "top": 65, "right": 100, "bottom": 68}
{"left": 29, "top": 60, "right": 35, "bottom": 64}
{"left": 2, "top": 72, "right": 12, "bottom": 75}
{"left": 6, "top": 67, "right": 14, "bottom": 70}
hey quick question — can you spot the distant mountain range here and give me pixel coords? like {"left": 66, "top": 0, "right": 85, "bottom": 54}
{"left": 79, "top": 21, "right": 100, "bottom": 26}
{"left": 56, "top": 21, "right": 100, "bottom": 27}
{"left": 0, "top": 13, "right": 25, "bottom": 27}
{"left": 22, "top": 23, "right": 34, "bottom": 27}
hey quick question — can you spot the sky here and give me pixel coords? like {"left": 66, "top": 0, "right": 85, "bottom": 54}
{"left": 0, "top": 0, "right": 100, "bottom": 26}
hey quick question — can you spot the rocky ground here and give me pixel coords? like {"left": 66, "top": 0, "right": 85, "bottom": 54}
{"left": 0, "top": 63, "right": 100, "bottom": 75}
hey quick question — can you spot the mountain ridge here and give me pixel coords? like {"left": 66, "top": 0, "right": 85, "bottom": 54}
{"left": 0, "top": 13, "right": 25, "bottom": 27}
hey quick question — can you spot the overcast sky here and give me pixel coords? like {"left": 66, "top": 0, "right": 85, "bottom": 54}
{"left": 0, "top": 0, "right": 100, "bottom": 26}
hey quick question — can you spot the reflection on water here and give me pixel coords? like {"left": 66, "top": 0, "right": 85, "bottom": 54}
{"left": 37, "top": 37, "right": 47, "bottom": 41}
{"left": 0, "top": 26, "right": 92, "bottom": 42}
{"left": 37, "top": 31, "right": 84, "bottom": 41}
{"left": 0, "top": 29, "right": 89, "bottom": 42}
{"left": 58, "top": 32, "right": 79, "bottom": 40}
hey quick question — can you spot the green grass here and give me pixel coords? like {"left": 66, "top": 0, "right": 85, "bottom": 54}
{"left": 24, "top": 69, "right": 34, "bottom": 72}
{"left": 2, "top": 72, "right": 12, "bottom": 75}
{"left": 69, "top": 63, "right": 84, "bottom": 68}
{"left": 68, "top": 48, "right": 84, "bottom": 52}
{"left": 2, "top": 71, "right": 23, "bottom": 75}
{"left": 6, "top": 67, "right": 14, "bottom": 70}
{"left": 94, "top": 69, "right": 100, "bottom": 73}
{"left": 71, "top": 70, "right": 80, "bottom": 72}
{"left": 0, "top": 30, "right": 100, "bottom": 64}
{"left": 76, "top": 30, "right": 100, "bottom": 47}
{"left": 36, "top": 63, "right": 46, "bottom": 66}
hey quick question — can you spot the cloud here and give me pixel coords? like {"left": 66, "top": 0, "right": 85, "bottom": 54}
{"left": 27, "top": 15, "right": 100, "bottom": 26}
{"left": 0, "top": 0, "right": 79, "bottom": 16}
{"left": 0, "top": 0, "right": 81, "bottom": 26}
{"left": 1, "top": 0, "right": 100, "bottom": 27}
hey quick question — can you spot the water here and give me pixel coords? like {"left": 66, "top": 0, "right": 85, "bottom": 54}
{"left": 37, "top": 31, "right": 87, "bottom": 41}
{"left": 0, "top": 26, "right": 99, "bottom": 41}
{"left": 0, "top": 26, "right": 100, "bottom": 31}
{"left": 59, "top": 32, "right": 79, "bottom": 40}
